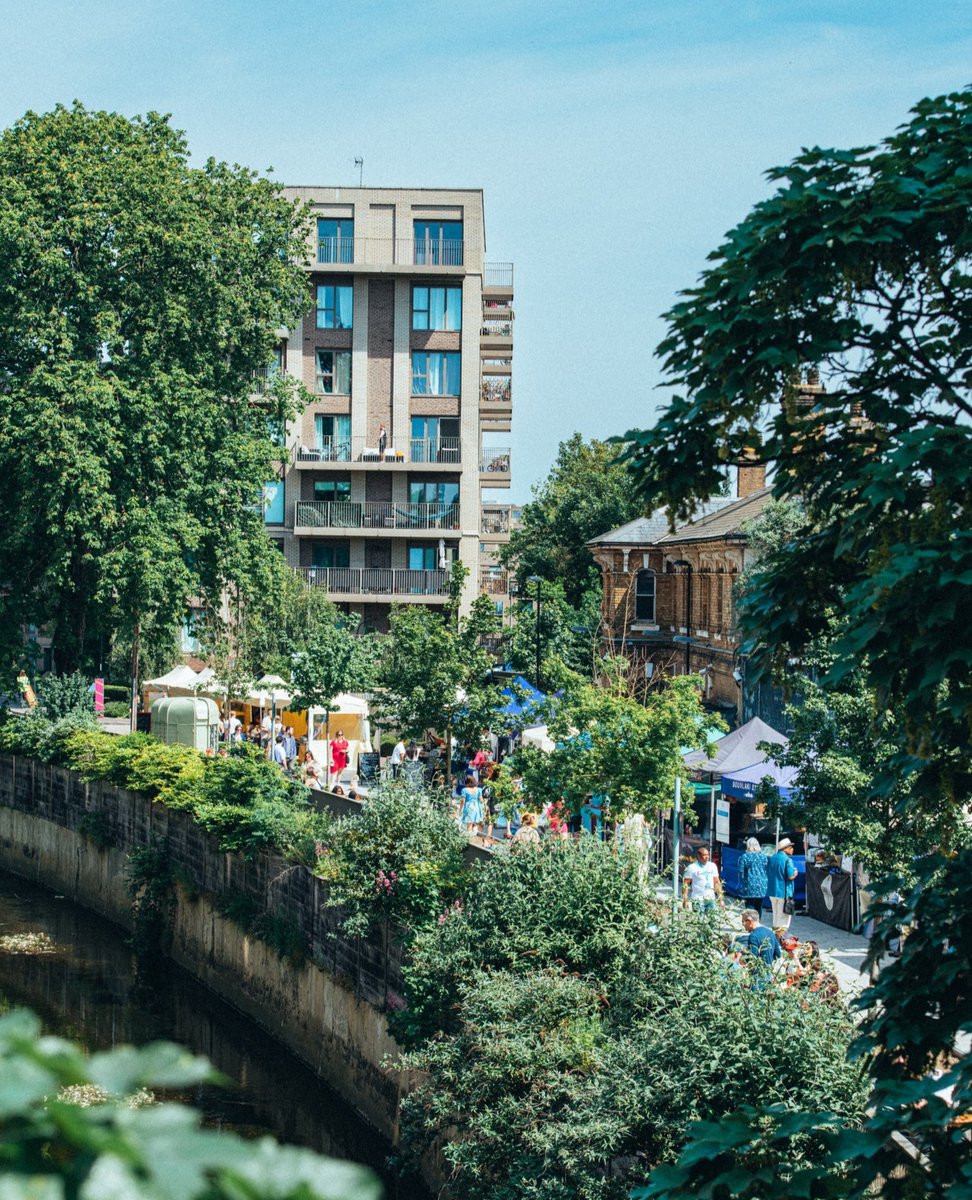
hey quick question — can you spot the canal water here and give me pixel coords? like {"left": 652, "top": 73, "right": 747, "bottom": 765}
{"left": 0, "top": 869, "right": 424, "bottom": 1199}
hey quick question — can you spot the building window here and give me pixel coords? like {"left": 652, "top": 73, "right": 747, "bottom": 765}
{"left": 316, "top": 350, "right": 352, "bottom": 394}
{"left": 411, "top": 351, "right": 460, "bottom": 395}
{"left": 635, "top": 570, "right": 655, "bottom": 622}
{"left": 263, "top": 479, "right": 285, "bottom": 525}
{"left": 316, "top": 284, "right": 353, "bottom": 329}
{"left": 317, "top": 218, "right": 354, "bottom": 264}
{"left": 314, "top": 414, "right": 351, "bottom": 460}
{"left": 413, "top": 219, "right": 463, "bottom": 266}
{"left": 313, "top": 478, "right": 351, "bottom": 503}
{"left": 412, "top": 285, "right": 462, "bottom": 331}
{"left": 411, "top": 416, "right": 459, "bottom": 463}
{"left": 312, "top": 541, "right": 350, "bottom": 569}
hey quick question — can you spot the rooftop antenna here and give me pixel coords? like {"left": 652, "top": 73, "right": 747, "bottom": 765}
{"left": 354, "top": 157, "right": 363, "bottom": 186}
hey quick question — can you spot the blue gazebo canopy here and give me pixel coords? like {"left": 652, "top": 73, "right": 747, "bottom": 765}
{"left": 721, "top": 758, "right": 799, "bottom": 802}
{"left": 499, "top": 676, "right": 547, "bottom": 723}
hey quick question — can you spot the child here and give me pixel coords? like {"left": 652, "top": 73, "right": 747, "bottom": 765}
{"left": 459, "top": 773, "right": 485, "bottom": 836}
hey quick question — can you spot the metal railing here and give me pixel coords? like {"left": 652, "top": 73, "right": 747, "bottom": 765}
{"left": 295, "top": 501, "right": 460, "bottom": 531}
{"left": 484, "top": 263, "right": 513, "bottom": 289}
{"left": 481, "top": 509, "right": 511, "bottom": 535}
{"left": 480, "top": 568, "right": 510, "bottom": 595}
{"left": 481, "top": 319, "right": 513, "bottom": 338}
{"left": 298, "top": 566, "right": 450, "bottom": 597}
{"left": 481, "top": 448, "right": 511, "bottom": 474}
{"left": 481, "top": 377, "right": 512, "bottom": 404}
{"left": 313, "top": 237, "right": 468, "bottom": 269}
{"left": 293, "top": 438, "right": 351, "bottom": 464}
{"left": 408, "top": 436, "right": 461, "bottom": 464}
{"left": 251, "top": 364, "right": 282, "bottom": 393}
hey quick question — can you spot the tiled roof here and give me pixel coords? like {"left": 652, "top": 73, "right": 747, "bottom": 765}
{"left": 657, "top": 487, "right": 773, "bottom": 544}
{"left": 587, "top": 495, "right": 736, "bottom": 547}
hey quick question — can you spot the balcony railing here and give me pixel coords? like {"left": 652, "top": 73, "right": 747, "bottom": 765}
{"left": 480, "top": 568, "right": 510, "bottom": 596}
{"left": 481, "top": 377, "right": 512, "bottom": 404}
{"left": 481, "top": 319, "right": 513, "bottom": 338}
{"left": 313, "top": 238, "right": 467, "bottom": 269}
{"left": 251, "top": 364, "right": 282, "bottom": 393}
{"left": 481, "top": 509, "right": 511, "bottom": 535}
{"left": 481, "top": 448, "right": 511, "bottom": 475}
{"left": 484, "top": 263, "right": 514, "bottom": 289}
{"left": 292, "top": 437, "right": 461, "bottom": 466}
{"left": 295, "top": 501, "right": 460, "bottom": 531}
{"left": 298, "top": 566, "right": 450, "bottom": 597}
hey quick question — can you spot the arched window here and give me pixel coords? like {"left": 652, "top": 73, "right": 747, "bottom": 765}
{"left": 635, "top": 570, "right": 656, "bottom": 622}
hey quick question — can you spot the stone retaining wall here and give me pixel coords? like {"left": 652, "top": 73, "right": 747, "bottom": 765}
{"left": 0, "top": 755, "right": 407, "bottom": 1139}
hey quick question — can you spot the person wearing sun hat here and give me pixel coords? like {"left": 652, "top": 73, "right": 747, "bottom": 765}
{"left": 767, "top": 837, "right": 798, "bottom": 932}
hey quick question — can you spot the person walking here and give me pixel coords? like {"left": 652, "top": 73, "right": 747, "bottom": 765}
{"left": 271, "top": 736, "right": 288, "bottom": 769}
{"left": 735, "top": 908, "right": 782, "bottom": 967}
{"left": 767, "top": 837, "right": 798, "bottom": 932}
{"left": 738, "top": 837, "right": 769, "bottom": 914}
{"left": 330, "top": 730, "right": 350, "bottom": 782}
{"left": 682, "top": 845, "right": 724, "bottom": 914}
{"left": 459, "top": 774, "right": 485, "bottom": 837}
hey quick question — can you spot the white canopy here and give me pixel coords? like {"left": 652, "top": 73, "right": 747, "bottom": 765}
{"left": 682, "top": 715, "right": 787, "bottom": 776}
{"left": 520, "top": 725, "right": 556, "bottom": 753}
{"left": 144, "top": 665, "right": 201, "bottom": 691}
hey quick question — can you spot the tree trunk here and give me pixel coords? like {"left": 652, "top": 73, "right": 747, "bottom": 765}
{"left": 445, "top": 721, "right": 453, "bottom": 790}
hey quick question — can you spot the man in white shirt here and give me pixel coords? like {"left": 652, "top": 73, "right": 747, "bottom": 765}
{"left": 389, "top": 738, "right": 406, "bottom": 779}
{"left": 682, "top": 845, "right": 724, "bottom": 914}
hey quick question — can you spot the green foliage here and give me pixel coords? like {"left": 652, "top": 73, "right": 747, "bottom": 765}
{"left": 392, "top": 837, "right": 664, "bottom": 1048}
{"left": 506, "top": 578, "right": 602, "bottom": 686}
{"left": 401, "top": 915, "right": 865, "bottom": 1200}
{"left": 0, "top": 707, "right": 100, "bottom": 763}
{"left": 125, "top": 841, "right": 174, "bottom": 956}
{"left": 0, "top": 101, "right": 313, "bottom": 673}
{"left": 315, "top": 782, "right": 469, "bottom": 939}
{"left": 622, "top": 87, "right": 972, "bottom": 1199}
{"left": 0, "top": 1006, "right": 379, "bottom": 1200}
{"left": 501, "top": 433, "right": 642, "bottom": 609}
{"left": 102, "top": 700, "right": 131, "bottom": 718}
{"left": 514, "top": 673, "right": 713, "bottom": 819}
{"left": 76, "top": 808, "right": 114, "bottom": 849}
{"left": 37, "top": 670, "right": 93, "bottom": 719}
{"left": 374, "top": 563, "right": 503, "bottom": 767}
{"left": 251, "top": 909, "right": 309, "bottom": 967}
{"left": 290, "top": 610, "right": 376, "bottom": 712}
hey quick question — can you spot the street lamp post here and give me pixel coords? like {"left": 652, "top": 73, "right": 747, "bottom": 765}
{"left": 526, "top": 575, "right": 542, "bottom": 692}
{"left": 670, "top": 559, "right": 693, "bottom": 676}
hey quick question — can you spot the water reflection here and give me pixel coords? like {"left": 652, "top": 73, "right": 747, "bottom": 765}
{"left": 0, "top": 870, "right": 422, "bottom": 1198}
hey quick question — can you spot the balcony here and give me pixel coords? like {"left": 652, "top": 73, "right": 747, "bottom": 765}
{"left": 294, "top": 501, "right": 460, "bottom": 535}
{"left": 480, "top": 567, "right": 510, "bottom": 596}
{"left": 480, "top": 447, "right": 511, "bottom": 485}
{"left": 481, "top": 507, "right": 511, "bottom": 537}
{"left": 298, "top": 566, "right": 450, "bottom": 601}
{"left": 484, "top": 262, "right": 514, "bottom": 293}
{"left": 312, "top": 238, "right": 467, "bottom": 272}
{"left": 481, "top": 376, "right": 512, "bottom": 428}
{"left": 292, "top": 437, "right": 461, "bottom": 469}
{"left": 480, "top": 318, "right": 513, "bottom": 351}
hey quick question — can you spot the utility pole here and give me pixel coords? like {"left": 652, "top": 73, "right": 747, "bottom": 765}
{"left": 526, "top": 575, "right": 542, "bottom": 691}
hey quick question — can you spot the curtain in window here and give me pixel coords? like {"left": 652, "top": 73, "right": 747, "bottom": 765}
{"left": 335, "top": 353, "right": 351, "bottom": 394}
{"left": 336, "top": 287, "right": 353, "bottom": 328}
{"left": 426, "top": 353, "right": 443, "bottom": 395}
{"left": 429, "top": 288, "right": 446, "bottom": 330}
{"left": 412, "top": 354, "right": 427, "bottom": 394}
{"left": 445, "top": 288, "right": 462, "bottom": 330}
{"left": 444, "top": 353, "right": 460, "bottom": 394}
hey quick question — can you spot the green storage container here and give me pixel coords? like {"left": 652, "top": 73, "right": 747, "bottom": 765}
{"left": 150, "top": 696, "right": 220, "bottom": 753}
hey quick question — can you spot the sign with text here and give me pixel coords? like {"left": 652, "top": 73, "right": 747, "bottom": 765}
{"left": 715, "top": 798, "right": 731, "bottom": 844}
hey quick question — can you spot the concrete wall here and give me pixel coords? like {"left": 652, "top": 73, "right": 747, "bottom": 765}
{"left": 0, "top": 756, "right": 407, "bottom": 1141}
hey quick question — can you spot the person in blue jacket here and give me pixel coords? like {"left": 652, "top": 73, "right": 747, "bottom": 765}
{"left": 766, "top": 837, "right": 798, "bottom": 932}
{"left": 736, "top": 908, "right": 782, "bottom": 970}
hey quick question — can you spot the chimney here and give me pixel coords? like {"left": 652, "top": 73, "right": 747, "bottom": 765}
{"left": 736, "top": 448, "right": 766, "bottom": 498}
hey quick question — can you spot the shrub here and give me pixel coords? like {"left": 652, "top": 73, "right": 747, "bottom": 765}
{"left": 400, "top": 920, "right": 866, "bottom": 1200}
{"left": 102, "top": 700, "right": 131, "bottom": 718}
{"left": 0, "top": 709, "right": 100, "bottom": 763}
{"left": 37, "top": 671, "right": 93, "bottom": 719}
{"left": 315, "top": 782, "right": 468, "bottom": 939}
{"left": 393, "top": 836, "right": 663, "bottom": 1047}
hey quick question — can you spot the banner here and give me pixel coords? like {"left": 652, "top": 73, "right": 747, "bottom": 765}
{"left": 805, "top": 866, "right": 854, "bottom": 931}
{"left": 715, "top": 798, "right": 731, "bottom": 844}
{"left": 94, "top": 677, "right": 104, "bottom": 714}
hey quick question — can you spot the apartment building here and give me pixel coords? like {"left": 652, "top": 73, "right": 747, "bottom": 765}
{"left": 264, "top": 187, "right": 513, "bottom": 631}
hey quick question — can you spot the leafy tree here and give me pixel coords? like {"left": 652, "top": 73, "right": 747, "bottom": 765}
{"left": 290, "top": 614, "right": 375, "bottom": 714}
{"left": 36, "top": 670, "right": 93, "bottom": 719}
{"left": 501, "top": 433, "right": 642, "bottom": 609}
{"left": 623, "top": 86, "right": 972, "bottom": 1199}
{"left": 0, "top": 102, "right": 312, "bottom": 674}
{"left": 505, "top": 578, "right": 601, "bottom": 688}
{"left": 243, "top": 556, "right": 350, "bottom": 679}
{"left": 374, "top": 563, "right": 502, "bottom": 781}
{"left": 0, "top": 1007, "right": 378, "bottom": 1200}
{"left": 514, "top": 670, "right": 712, "bottom": 820}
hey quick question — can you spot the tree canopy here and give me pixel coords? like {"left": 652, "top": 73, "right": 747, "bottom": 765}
{"left": 0, "top": 102, "right": 312, "bottom": 673}
{"left": 623, "top": 87, "right": 972, "bottom": 803}
{"left": 501, "top": 433, "right": 642, "bottom": 609}
{"left": 624, "top": 85, "right": 972, "bottom": 1199}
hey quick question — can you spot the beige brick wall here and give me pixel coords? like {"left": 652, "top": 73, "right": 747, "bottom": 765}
{"left": 367, "top": 279, "right": 394, "bottom": 443}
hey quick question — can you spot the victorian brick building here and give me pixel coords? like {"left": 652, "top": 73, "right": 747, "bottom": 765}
{"left": 587, "top": 471, "right": 772, "bottom": 724}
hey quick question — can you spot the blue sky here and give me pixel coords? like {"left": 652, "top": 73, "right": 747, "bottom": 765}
{"left": 2, "top": 1, "right": 970, "bottom": 500}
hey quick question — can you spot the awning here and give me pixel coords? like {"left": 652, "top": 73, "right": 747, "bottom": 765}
{"left": 721, "top": 758, "right": 799, "bottom": 801}
{"left": 682, "top": 715, "right": 787, "bottom": 775}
